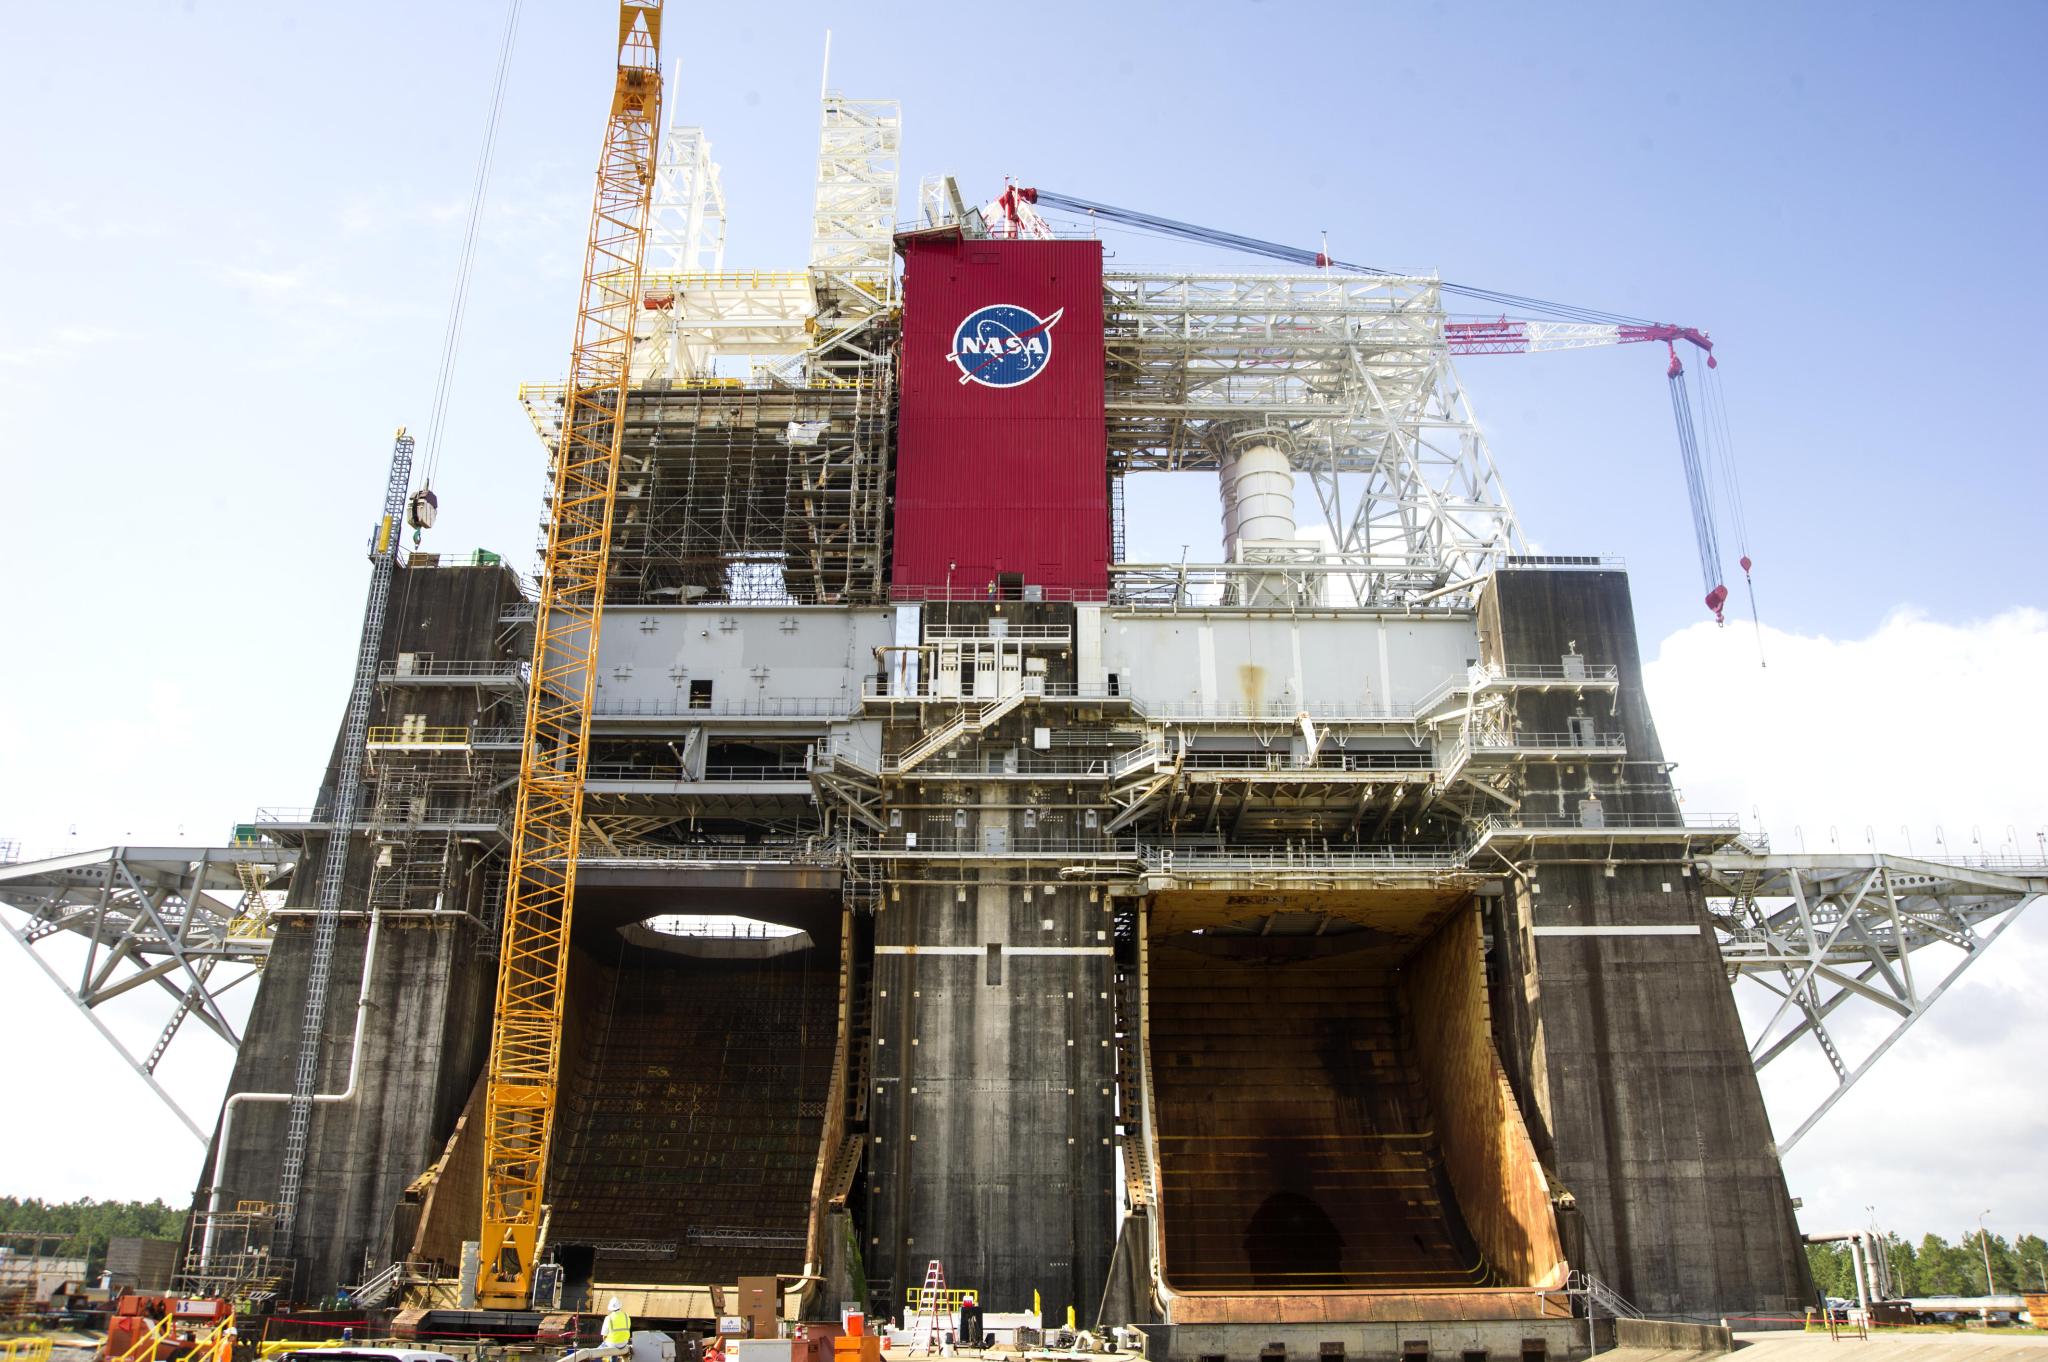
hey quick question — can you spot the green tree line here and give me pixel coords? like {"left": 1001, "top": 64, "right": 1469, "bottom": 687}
{"left": 1807, "top": 1232, "right": 2048, "bottom": 1299}
{"left": 0, "top": 1198, "right": 186, "bottom": 1278}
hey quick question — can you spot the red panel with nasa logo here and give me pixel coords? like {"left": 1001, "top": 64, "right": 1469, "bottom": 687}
{"left": 891, "top": 234, "right": 1108, "bottom": 598}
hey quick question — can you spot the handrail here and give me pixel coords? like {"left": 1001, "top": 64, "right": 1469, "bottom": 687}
{"left": 1477, "top": 812, "right": 1740, "bottom": 833}
{"left": 107, "top": 1315, "right": 172, "bottom": 1362}
{"left": 377, "top": 658, "right": 527, "bottom": 680}
{"left": 576, "top": 841, "right": 840, "bottom": 865}
{"left": 1180, "top": 750, "right": 1434, "bottom": 771}
{"left": 1472, "top": 730, "right": 1626, "bottom": 751}
{"left": 864, "top": 676, "right": 1127, "bottom": 702}
{"left": 254, "top": 805, "right": 505, "bottom": 827}
{"left": 594, "top": 696, "right": 854, "bottom": 717}
{"left": 1138, "top": 843, "right": 1467, "bottom": 870}
{"left": 365, "top": 726, "right": 471, "bottom": 745}
{"left": 825, "top": 661, "right": 1618, "bottom": 724}
{"left": 583, "top": 764, "right": 810, "bottom": 783}
{"left": 922, "top": 622, "right": 1072, "bottom": 642}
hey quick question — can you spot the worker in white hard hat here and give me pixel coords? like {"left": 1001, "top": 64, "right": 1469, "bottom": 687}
{"left": 604, "top": 1297, "right": 633, "bottom": 1351}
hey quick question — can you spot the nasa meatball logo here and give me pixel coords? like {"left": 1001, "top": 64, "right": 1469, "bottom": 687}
{"left": 947, "top": 303, "right": 1065, "bottom": 388}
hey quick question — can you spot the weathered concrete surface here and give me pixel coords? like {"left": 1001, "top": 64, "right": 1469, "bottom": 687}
{"left": 1730, "top": 1334, "right": 2048, "bottom": 1362}
{"left": 197, "top": 915, "right": 495, "bottom": 1296}
{"left": 1614, "top": 1318, "right": 1733, "bottom": 1352}
{"left": 1479, "top": 569, "right": 1810, "bottom": 1322}
{"left": 866, "top": 603, "right": 1116, "bottom": 1322}
{"left": 1138, "top": 1316, "right": 1589, "bottom": 1361}
{"left": 866, "top": 875, "right": 1117, "bottom": 1321}
{"left": 193, "top": 563, "right": 522, "bottom": 1298}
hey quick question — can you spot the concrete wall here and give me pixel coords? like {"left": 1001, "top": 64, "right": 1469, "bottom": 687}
{"left": 866, "top": 607, "right": 1115, "bottom": 1319}
{"left": 1141, "top": 1317, "right": 1592, "bottom": 1362}
{"left": 1480, "top": 568, "right": 1809, "bottom": 1321}
{"left": 1613, "top": 1318, "right": 1734, "bottom": 1354}
{"left": 200, "top": 562, "right": 519, "bottom": 1297}
{"left": 865, "top": 871, "right": 1117, "bottom": 1321}
{"left": 198, "top": 915, "right": 495, "bottom": 1297}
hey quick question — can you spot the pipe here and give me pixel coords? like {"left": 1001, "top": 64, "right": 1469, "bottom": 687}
{"left": 201, "top": 909, "right": 383, "bottom": 1268}
{"left": 1849, "top": 1235, "right": 1871, "bottom": 1322}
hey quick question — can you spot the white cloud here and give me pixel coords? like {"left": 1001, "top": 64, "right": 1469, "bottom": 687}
{"left": 1645, "top": 606, "right": 2048, "bottom": 1238}
{"left": 218, "top": 264, "right": 307, "bottom": 296}
{"left": 0, "top": 323, "right": 127, "bottom": 369}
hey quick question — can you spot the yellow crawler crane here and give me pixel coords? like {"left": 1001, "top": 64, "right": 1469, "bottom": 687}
{"left": 477, "top": 0, "right": 663, "bottom": 1309}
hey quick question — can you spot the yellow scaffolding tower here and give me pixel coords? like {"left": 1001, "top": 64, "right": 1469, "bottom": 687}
{"left": 476, "top": 0, "right": 664, "bottom": 1310}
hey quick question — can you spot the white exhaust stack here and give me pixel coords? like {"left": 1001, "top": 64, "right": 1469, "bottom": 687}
{"left": 1218, "top": 440, "right": 1297, "bottom": 558}
{"left": 1215, "top": 427, "right": 1320, "bottom": 606}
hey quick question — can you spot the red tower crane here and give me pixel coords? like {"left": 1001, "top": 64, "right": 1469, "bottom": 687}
{"left": 1009, "top": 187, "right": 1754, "bottom": 624}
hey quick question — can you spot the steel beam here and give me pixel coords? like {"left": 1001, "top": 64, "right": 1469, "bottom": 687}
{"left": 1702, "top": 850, "right": 2046, "bottom": 1154}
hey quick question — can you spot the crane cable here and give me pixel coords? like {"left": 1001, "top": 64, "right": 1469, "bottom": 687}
{"left": 1027, "top": 186, "right": 1763, "bottom": 637}
{"left": 1025, "top": 189, "right": 1657, "bottom": 327}
{"left": 1665, "top": 350, "right": 1727, "bottom": 623}
{"left": 1699, "top": 358, "right": 1765, "bottom": 664}
{"left": 416, "top": 0, "right": 524, "bottom": 513}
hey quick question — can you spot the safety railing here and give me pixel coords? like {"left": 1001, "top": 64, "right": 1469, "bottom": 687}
{"left": 1180, "top": 749, "right": 1434, "bottom": 772}
{"left": 922, "top": 622, "right": 1072, "bottom": 642}
{"left": 640, "top": 269, "right": 823, "bottom": 291}
{"left": 902, "top": 753, "right": 1130, "bottom": 778}
{"left": 863, "top": 676, "right": 1128, "bottom": 702}
{"left": 365, "top": 726, "right": 472, "bottom": 746}
{"left": 581, "top": 841, "right": 841, "bottom": 866}
{"left": 1475, "top": 811, "right": 1741, "bottom": 835}
{"left": 1504, "top": 554, "right": 1627, "bottom": 571}
{"left": 2, "top": 1340, "right": 53, "bottom": 1362}
{"left": 1109, "top": 742, "right": 1169, "bottom": 781}
{"left": 376, "top": 658, "right": 528, "bottom": 683}
{"left": 583, "top": 764, "right": 812, "bottom": 783}
{"left": 593, "top": 695, "right": 854, "bottom": 717}
{"left": 254, "top": 805, "right": 506, "bottom": 828}
{"left": 848, "top": 833, "right": 1135, "bottom": 860}
{"left": 1491, "top": 661, "right": 1621, "bottom": 683}
{"left": 1472, "top": 730, "right": 1626, "bottom": 752}
{"left": 105, "top": 1315, "right": 173, "bottom": 1362}
{"left": 1133, "top": 697, "right": 1414, "bottom": 721}
{"left": 888, "top": 583, "right": 1112, "bottom": 604}
{"left": 1137, "top": 842, "right": 1469, "bottom": 872}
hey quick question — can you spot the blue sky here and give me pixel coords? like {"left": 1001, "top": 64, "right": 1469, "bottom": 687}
{"left": 1, "top": 0, "right": 2044, "bottom": 1241}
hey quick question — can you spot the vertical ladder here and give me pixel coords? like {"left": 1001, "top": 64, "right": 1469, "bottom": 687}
{"left": 274, "top": 430, "right": 414, "bottom": 1246}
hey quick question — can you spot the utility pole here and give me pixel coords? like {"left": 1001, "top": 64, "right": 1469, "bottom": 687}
{"left": 1978, "top": 1211, "right": 1995, "bottom": 1295}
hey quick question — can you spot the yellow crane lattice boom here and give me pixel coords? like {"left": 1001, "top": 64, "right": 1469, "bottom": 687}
{"left": 477, "top": 0, "right": 663, "bottom": 1309}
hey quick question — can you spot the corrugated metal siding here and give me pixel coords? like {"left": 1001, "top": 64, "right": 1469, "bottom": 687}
{"left": 892, "top": 238, "right": 1109, "bottom": 596}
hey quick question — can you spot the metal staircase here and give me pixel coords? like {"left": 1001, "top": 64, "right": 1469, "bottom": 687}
{"left": 891, "top": 689, "right": 1027, "bottom": 773}
{"left": 1568, "top": 1269, "right": 1644, "bottom": 1319}
{"left": 1113, "top": 975, "right": 1153, "bottom": 1211}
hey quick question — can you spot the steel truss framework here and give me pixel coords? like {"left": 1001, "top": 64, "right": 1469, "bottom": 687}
{"left": 479, "top": 0, "right": 662, "bottom": 1310}
{"left": 1701, "top": 851, "right": 2047, "bottom": 1154}
{"left": 648, "top": 70, "right": 724, "bottom": 278}
{"left": 810, "top": 90, "right": 899, "bottom": 275}
{"left": 0, "top": 844, "right": 292, "bottom": 1140}
{"left": 1101, "top": 272, "right": 1522, "bottom": 599}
